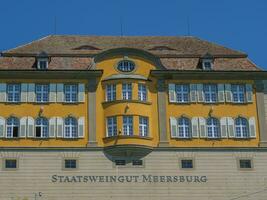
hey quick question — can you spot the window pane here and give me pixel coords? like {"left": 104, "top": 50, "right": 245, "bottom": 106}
{"left": 240, "top": 160, "right": 252, "bottom": 169}
{"left": 65, "top": 159, "right": 77, "bottom": 169}
{"left": 5, "top": 159, "right": 17, "bottom": 169}
{"left": 181, "top": 160, "right": 193, "bottom": 169}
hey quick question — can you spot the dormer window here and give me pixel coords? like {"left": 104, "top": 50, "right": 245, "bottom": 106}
{"left": 202, "top": 59, "right": 213, "bottom": 70}
{"left": 37, "top": 58, "right": 48, "bottom": 70}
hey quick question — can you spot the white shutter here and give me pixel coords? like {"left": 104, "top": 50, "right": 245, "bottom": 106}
{"left": 199, "top": 117, "right": 206, "bottom": 138}
{"left": 170, "top": 117, "right": 178, "bottom": 138}
{"left": 78, "top": 84, "right": 85, "bottom": 102}
{"left": 246, "top": 84, "right": 253, "bottom": 103}
{"left": 190, "top": 84, "right": 197, "bottom": 102}
{"left": 249, "top": 117, "right": 256, "bottom": 138}
{"left": 21, "top": 83, "right": 28, "bottom": 102}
{"left": 78, "top": 117, "right": 85, "bottom": 138}
{"left": 197, "top": 84, "right": 204, "bottom": 102}
{"left": 49, "top": 117, "right": 56, "bottom": 138}
{"left": 56, "top": 84, "right": 64, "bottom": 102}
{"left": 0, "top": 83, "right": 6, "bottom": 102}
{"left": 49, "top": 84, "right": 57, "bottom": 102}
{"left": 225, "top": 84, "right": 232, "bottom": 102}
{"left": 220, "top": 117, "right": 228, "bottom": 138}
{"left": 0, "top": 117, "right": 5, "bottom": 138}
{"left": 27, "top": 117, "right": 35, "bottom": 137}
{"left": 227, "top": 117, "right": 235, "bottom": 138}
{"left": 191, "top": 117, "right": 199, "bottom": 138}
{"left": 56, "top": 117, "right": 64, "bottom": 138}
{"left": 168, "top": 84, "right": 176, "bottom": 103}
{"left": 20, "top": 117, "right": 27, "bottom": 137}
{"left": 218, "top": 84, "right": 225, "bottom": 102}
{"left": 27, "top": 83, "right": 35, "bottom": 102}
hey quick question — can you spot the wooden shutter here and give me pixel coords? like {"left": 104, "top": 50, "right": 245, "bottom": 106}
{"left": 0, "top": 117, "right": 5, "bottom": 138}
{"left": 249, "top": 117, "right": 256, "bottom": 138}
{"left": 20, "top": 117, "right": 27, "bottom": 138}
{"left": 199, "top": 117, "right": 206, "bottom": 138}
{"left": 227, "top": 117, "right": 235, "bottom": 138}
{"left": 21, "top": 83, "right": 28, "bottom": 102}
{"left": 220, "top": 117, "right": 228, "bottom": 138}
{"left": 27, "top": 83, "right": 35, "bottom": 102}
{"left": 246, "top": 84, "right": 253, "bottom": 103}
{"left": 78, "top": 117, "right": 85, "bottom": 138}
{"left": 170, "top": 117, "right": 178, "bottom": 138}
{"left": 27, "top": 117, "right": 35, "bottom": 137}
{"left": 191, "top": 117, "right": 199, "bottom": 138}
{"left": 49, "top": 117, "right": 56, "bottom": 138}
{"left": 190, "top": 84, "right": 197, "bottom": 102}
{"left": 225, "top": 84, "right": 232, "bottom": 102}
{"left": 56, "top": 84, "right": 64, "bottom": 102}
{"left": 197, "top": 84, "right": 204, "bottom": 102}
{"left": 0, "top": 83, "right": 6, "bottom": 102}
{"left": 78, "top": 84, "right": 85, "bottom": 102}
{"left": 49, "top": 84, "right": 57, "bottom": 102}
{"left": 218, "top": 84, "right": 225, "bottom": 103}
{"left": 168, "top": 84, "right": 176, "bottom": 103}
{"left": 56, "top": 117, "right": 64, "bottom": 138}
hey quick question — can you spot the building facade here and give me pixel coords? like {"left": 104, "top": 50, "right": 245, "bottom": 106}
{"left": 0, "top": 35, "right": 267, "bottom": 200}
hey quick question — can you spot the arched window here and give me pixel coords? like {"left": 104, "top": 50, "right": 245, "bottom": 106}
{"left": 206, "top": 117, "right": 220, "bottom": 138}
{"left": 35, "top": 117, "right": 49, "bottom": 138}
{"left": 178, "top": 117, "right": 190, "bottom": 138}
{"left": 6, "top": 117, "right": 19, "bottom": 138}
{"left": 235, "top": 117, "right": 248, "bottom": 138}
{"left": 64, "top": 117, "right": 78, "bottom": 138}
{"left": 117, "top": 60, "right": 135, "bottom": 72}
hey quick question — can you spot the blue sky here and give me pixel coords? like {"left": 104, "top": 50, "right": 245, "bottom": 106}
{"left": 0, "top": 0, "right": 266, "bottom": 69}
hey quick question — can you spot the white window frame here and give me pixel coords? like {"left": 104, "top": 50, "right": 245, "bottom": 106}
{"left": 204, "top": 84, "right": 217, "bottom": 103}
{"left": 123, "top": 116, "right": 133, "bottom": 136}
{"left": 37, "top": 58, "right": 48, "bottom": 70}
{"left": 35, "top": 117, "right": 49, "bottom": 138}
{"left": 139, "top": 116, "right": 149, "bottom": 137}
{"left": 106, "top": 116, "right": 117, "bottom": 137}
{"left": 7, "top": 84, "right": 21, "bottom": 103}
{"left": 175, "top": 84, "right": 190, "bottom": 103}
{"left": 6, "top": 117, "right": 19, "bottom": 138}
{"left": 206, "top": 117, "right": 220, "bottom": 138}
{"left": 178, "top": 117, "right": 191, "bottom": 138}
{"left": 231, "top": 84, "right": 245, "bottom": 103}
{"left": 122, "top": 83, "right": 132, "bottom": 100}
{"left": 106, "top": 84, "right": 116, "bottom": 101}
{"left": 64, "top": 117, "right": 78, "bottom": 138}
{"left": 117, "top": 60, "right": 135, "bottom": 72}
{"left": 202, "top": 59, "right": 213, "bottom": 70}
{"left": 64, "top": 84, "right": 78, "bottom": 103}
{"left": 138, "top": 84, "right": 147, "bottom": 101}
{"left": 35, "top": 84, "right": 49, "bottom": 103}
{"left": 235, "top": 117, "right": 249, "bottom": 138}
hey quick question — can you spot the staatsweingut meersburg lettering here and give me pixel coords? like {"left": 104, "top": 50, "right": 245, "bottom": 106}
{"left": 51, "top": 174, "right": 208, "bottom": 183}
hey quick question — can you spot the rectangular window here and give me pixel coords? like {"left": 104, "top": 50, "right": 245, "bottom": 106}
{"left": 132, "top": 160, "right": 143, "bottom": 166}
{"left": 123, "top": 116, "right": 133, "bottom": 136}
{"left": 239, "top": 159, "right": 252, "bottom": 169}
{"left": 107, "top": 116, "right": 117, "bottom": 137}
{"left": 5, "top": 159, "right": 17, "bottom": 169}
{"left": 139, "top": 116, "right": 149, "bottom": 137}
{"left": 64, "top": 159, "right": 77, "bottom": 169}
{"left": 106, "top": 84, "right": 116, "bottom": 101}
{"left": 7, "top": 84, "right": 21, "bottom": 102}
{"left": 64, "top": 84, "right": 78, "bottom": 103}
{"left": 122, "top": 83, "right": 132, "bottom": 100}
{"left": 115, "top": 160, "right": 126, "bottom": 166}
{"left": 181, "top": 159, "right": 193, "bottom": 169}
{"left": 175, "top": 84, "right": 189, "bottom": 103}
{"left": 138, "top": 84, "right": 147, "bottom": 101}
{"left": 204, "top": 84, "right": 217, "bottom": 103}
{"left": 232, "top": 84, "right": 245, "bottom": 103}
{"left": 35, "top": 84, "right": 49, "bottom": 103}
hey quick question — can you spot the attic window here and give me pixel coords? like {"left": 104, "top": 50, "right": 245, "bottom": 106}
{"left": 148, "top": 46, "right": 175, "bottom": 51}
{"left": 37, "top": 58, "right": 48, "bottom": 70}
{"left": 73, "top": 45, "right": 100, "bottom": 50}
{"left": 202, "top": 59, "right": 213, "bottom": 70}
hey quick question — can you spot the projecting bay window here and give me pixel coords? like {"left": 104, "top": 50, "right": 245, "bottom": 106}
{"left": 6, "top": 117, "right": 19, "bottom": 138}
{"left": 203, "top": 84, "right": 217, "bottom": 103}
{"left": 106, "top": 84, "right": 116, "bottom": 101}
{"left": 36, "top": 84, "right": 49, "bottom": 103}
{"left": 123, "top": 116, "right": 133, "bottom": 136}
{"left": 206, "top": 117, "right": 220, "bottom": 138}
{"left": 122, "top": 83, "right": 132, "bottom": 100}
{"left": 35, "top": 117, "right": 49, "bottom": 138}
{"left": 138, "top": 84, "right": 147, "bottom": 101}
{"left": 64, "top": 117, "right": 78, "bottom": 138}
{"left": 175, "top": 84, "right": 189, "bottom": 103}
{"left": 64, "top": 84, "right": 78, "bottom": 103}
{"left": 231, "top": 84, "right": 245, "bottom": 103}
{"left": 139, "top": 116, "right": 149, "bottom": 137}
{"left": 7, "top": 84, "right": 21, "bottom": 103}
{"left": 106, "top": 116, "right": 117, "bottom": 137}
